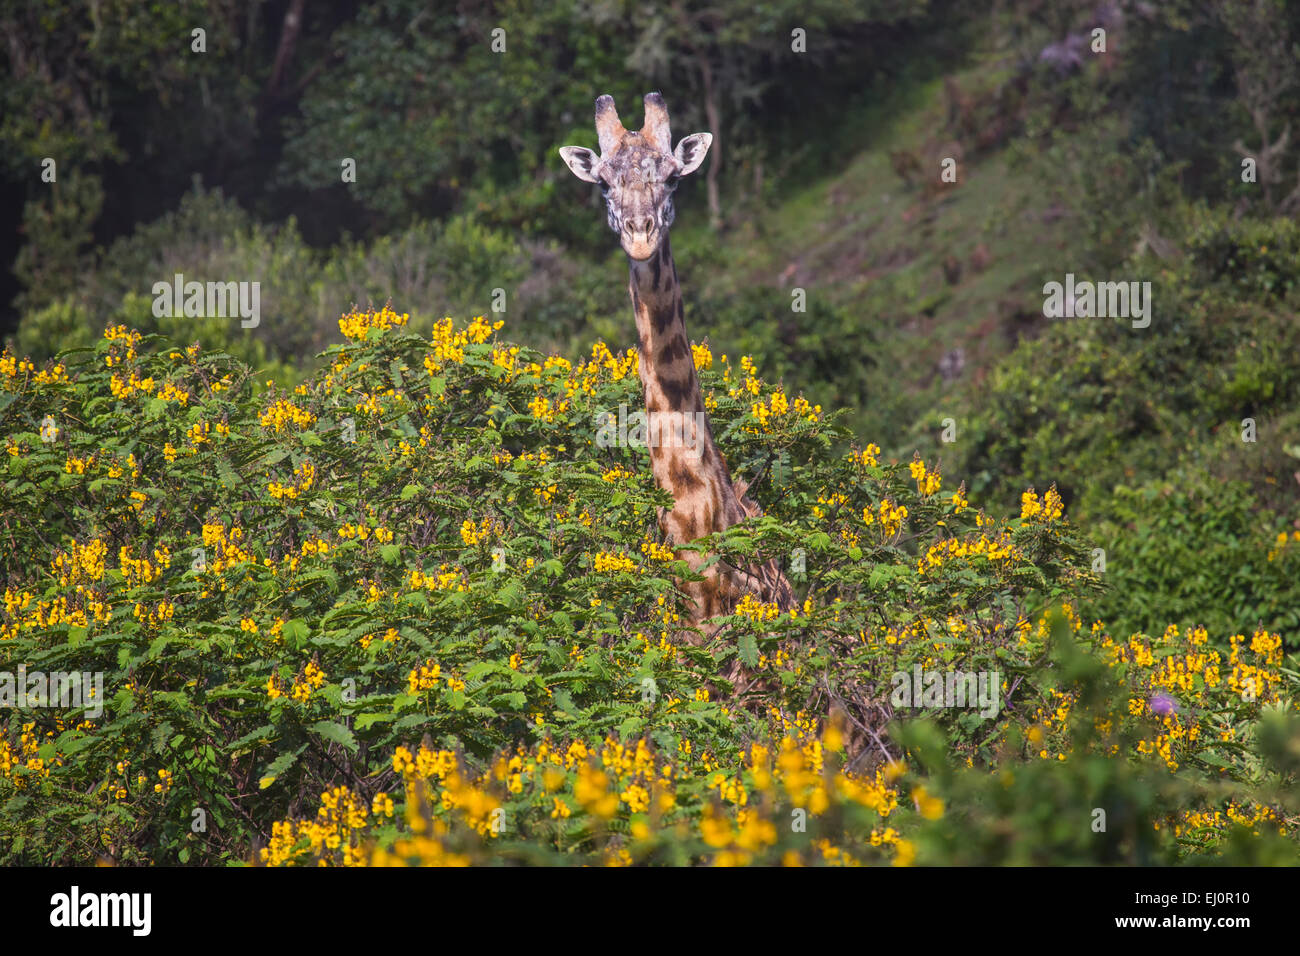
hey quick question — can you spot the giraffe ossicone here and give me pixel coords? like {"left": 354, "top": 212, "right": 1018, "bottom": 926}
{"left": 559, "top": 93, "right": 796, "bottom": 647}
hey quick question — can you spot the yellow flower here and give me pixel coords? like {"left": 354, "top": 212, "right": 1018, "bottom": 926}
{"left": 913, "top": 785, "right": 944, "bottom": 820}
{"left": 338, "top": 306, "right": 410, "bottom": 341}
{"left": 892, "top": 839, "right": 917, "bottom": 867}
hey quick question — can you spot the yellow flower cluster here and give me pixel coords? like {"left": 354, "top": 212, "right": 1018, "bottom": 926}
{"left": 406, "top": 659, "right": 443, "bottom": 694}
{"left": 750, "top": 389, "right": 789, "bottom": 431}
{"left": 33, "top": 362, "right": 69, "bottom": 385}
{"left": 199, "top": 523, "right": 255, "bottom": 574}
{"left": 1266, "top": 529, "right": 1300, "bottom": 561}
{"left": 812, "top": 492, "right": 847, "bottom": 520}
{"left": 260, "top": 785, "right": 371, "bottom": 867}
{"left": 2, "top": 587, "right": 33, "bottom": 620}
{"left": 488, "top": 343, "right": 520, "bottom": 374}
{"left": 909, "top": 458, "right": 942, "bottom": 495}
{"left": 301, "top": 537, "right": 330, "bottom": 556}
{"left": 154, "top": 768, "right": 173, "bottom": 794}
{"left": 266, "top": 661, "right": 327, "bottom": 702}
{"left": 528, "top": 394, "right": 569, "bottom": 422}
{"left": 736, "top": 593, "right": 782, "bottom": 622}
{"left": 1226, "top": 631, "right": 1283, "bottom": 703}
{"left": 109, "top": 370, "right": 156, "bottom": 400}
{"left": 156, "top": 381, "right": 189, "bottom": 405}
{"left": 259, "top": 399, "right": 316, "bottom": 433}
{"left": 0, "top": 722, "right": 60, "bottom": 787}
{"left": 1, "top": 587, "right": 111, "bottom": 637}
{"left": 297, "top": 662, "right": 327, "bottom": 700}
{"left": 537, "top": 342, "right": 637, "bottom": 413}
{"left": 267, "top": 460, "right": 315, "bottom": 501}
{"left": 1020, "top": 486, "right": 1064, "bottom": 523}
{"left": 186, "top": 421, "right": 210, "bottom": 449}
{"left": 352, "top": 391, "right": 385, "bottom": 416}
{"left": 336, "top": 523, "right": 393, "bottom": 543}
{"left": 118, "top": 544, "right": 171, "bottom": 587}
{"left": 393, "top": 747, "right": 503, "bottom": 839}
{"left": 792, "top": 396, "right": 821, "bottom": 421}
{"left": 916, "top": 530, "right": 1018, "bottom": 575}
{"left": 1023, "top": 611, "right": 1291, "bottom": 774}
{"left": 408, "top": 564, "right": 467, "bottom": 592}
{"left": 640, "top": 540, "right": 675, "bottom": 562}
{"left": 727, "top": 355, "right": 762, "bottom": 399}
{"left": 422, "top": 315, "right": 503, "bottom": 370}
{"left": 593, "top": 550, "right": 637, "bottom": 574}
{"left": 369, "top": 817, "right": 473, "bottom": 867}
{"left": 1166, "top": 803, "right": 1282, "bottom": 841}
{"left": 263, "top": 720, "right": 910, "bottom": 868}
{"left": 133, "top": 599, "right": 176, "bottom": 627}
{"left": 575, "top": 761, "right": 621, "bottom": 818}
{"left": 52, "top": 539, "right": 108, "bottom": 587}
{"left": 863, "top": 499, "right": 909, "bottom": 538}
{"left": 281, "top": 536, "right": 330, "bottom": 572}
{"left": 587, "top": 341, "right": 639, "bottom": 382}
{"left": 0, "top": 350, "right": 36, "bottom": 382}
{"left": 459, "top": 516, "right": 500, "bottom": 546}
{"left": 103, "top": 324, "right": 142, "bottom": 358}
{"left": 359, "top": 627, "right": 400, "bottom": 650}
{"left": 338, "top": 306, "right": 410, "bottom": 342}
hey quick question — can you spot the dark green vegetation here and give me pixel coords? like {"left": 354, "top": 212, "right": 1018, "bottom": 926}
{"left": 2, "top": 0, "right": 1298, "bottom": 864}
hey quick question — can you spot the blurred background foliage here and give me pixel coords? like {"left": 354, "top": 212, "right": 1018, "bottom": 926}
{"left": 2, "top": 0, "right": 1299, "bottom": 649}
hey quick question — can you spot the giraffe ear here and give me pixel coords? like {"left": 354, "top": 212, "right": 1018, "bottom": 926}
{"left": 558, "top": 146, "right": 602, "bottom": 184}
{"left": 673, "top": 133, "right": 712, "bottom": 176}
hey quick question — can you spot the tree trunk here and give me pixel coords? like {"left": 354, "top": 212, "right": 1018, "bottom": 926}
{"left": 699, "top": 56, "right": 722, "bottom": 229}
{"left": 266, "top": 0, "right": 306, "bottom": 101}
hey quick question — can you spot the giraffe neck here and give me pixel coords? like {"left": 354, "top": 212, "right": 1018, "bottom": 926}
{"left": 628, "top": 236, "right": 746, "bottom": 545}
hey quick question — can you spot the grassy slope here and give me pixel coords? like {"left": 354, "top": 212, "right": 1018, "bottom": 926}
{"left": 662, "top": 64, "right": 1078, "bottom": 455}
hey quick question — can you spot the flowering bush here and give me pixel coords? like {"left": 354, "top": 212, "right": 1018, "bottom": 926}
{"left": 0, "top": 309, "right": 1295, "bottom": 865}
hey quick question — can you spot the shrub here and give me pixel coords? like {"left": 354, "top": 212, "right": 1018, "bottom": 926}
{"left": 0, "top": 311, "right": 1293, "bottom": 865}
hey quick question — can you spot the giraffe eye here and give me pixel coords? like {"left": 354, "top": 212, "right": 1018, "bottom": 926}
{"left": 599, "top": 180, "right": 611, "bottom": 196}
{"left": 664, "top": 173, "right": 680, "bottom": 189}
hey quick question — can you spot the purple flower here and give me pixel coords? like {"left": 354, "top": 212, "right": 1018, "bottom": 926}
{"left": 1149, "top": 693, "right": 1177, "bottom": 717}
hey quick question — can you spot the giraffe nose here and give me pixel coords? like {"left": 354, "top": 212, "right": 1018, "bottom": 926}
{"left": 625, "top": 216, "right": 655, "bottom": 236}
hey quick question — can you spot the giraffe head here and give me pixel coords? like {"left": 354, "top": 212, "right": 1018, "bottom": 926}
{"left": 559, "top": 93, "right": 712, "bottom": 261}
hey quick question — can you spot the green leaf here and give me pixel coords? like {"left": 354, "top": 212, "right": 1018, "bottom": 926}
{"left": 354, "top": 713, "right": 392, "bottom": 732}
{"left": 309, "top": 720, "right": 359, "bottom": 753}
{"left": 807, "top": 531, "right": 832, "bottom": 551}
{"left": 228, "top": 723, "right": 277, "bottom": 753}
{"left": 259, "top": 747, "right": 305, "bottom": 789}
{"left": 281, "top": 618, "right": 310, "bottom": 647}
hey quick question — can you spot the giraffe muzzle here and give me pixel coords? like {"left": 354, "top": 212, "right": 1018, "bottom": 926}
{"left": 621, "top": 220, "right": 660, "bottom": 260}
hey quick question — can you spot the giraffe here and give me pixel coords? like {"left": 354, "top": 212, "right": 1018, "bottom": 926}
{"left": 559, "top": 92, "right": 795, "bottom": 646}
